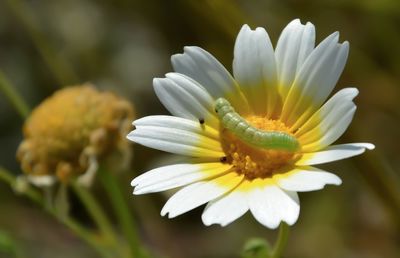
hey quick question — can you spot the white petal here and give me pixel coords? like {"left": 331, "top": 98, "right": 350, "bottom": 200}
{"left": 171, "top": 46, "right": 250, "bottom": 114}
{"left": 248, "top": 184, "right": 300, "bottom": 229}
{"left": 276, "top": 167, "right": 342, "bottom": 192}
{"left": 161, "top": 172, "right": 243, "bottom": 218}
{"left": 275, "top": 19, "right": 316, "bottom": 98}
{"left": 127, "top": 116, "right": 224, "bottom": 157}
{"left": 202, "top": 188, "right": 248, "bottom": 226}
{"left": 153, "top": 73, "right": 219, "bottom": 129}
{"left": 297, "top": 143, "right": 375, "bottom": 166}
{"left": 25, "top": 175, "right": 56, "bottom": 187}
{"left": 296, "top": 88, "right": 358, "bottom": 136}
{"left": 281, "top": 32, "right": 349, "bottom": 127}
{"left": 233, "top": 24, "right": 278, "bottom": 115}
{"left": 132, "top": 115, "right": 220, "bottom": 139}
{"left": 132, "top": 162, "right": 232, "bottom": 194}
{"left": 297, "top": 88, "right": 358, "bottom": 151}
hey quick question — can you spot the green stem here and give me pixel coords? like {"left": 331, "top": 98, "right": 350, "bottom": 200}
{"left": 57, "top": 216, "right": 113, "bottom": 258}
{"left": 0, "top": 70, "right": 30, "bottom": 119}
{"left": 43, "top": 186, "right": 55, "bottom": 212}
{"left": 0, "top": 167, "right": 41, "bottom": 204}
{"left": 98, "top": 167, "right": 142, "bottom": 258}
{"left": 4, "top": 0, "right": 79, "bottom": 86}
{"left": 270, "top": 223, "right": 290, "bottom": 258}
{"left": 71, "top": 182, "right": 118, "bottom": 246}
{"left": 0, "top": 167, "right": 112, "bottom": 258}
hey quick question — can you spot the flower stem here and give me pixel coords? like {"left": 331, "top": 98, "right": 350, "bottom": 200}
{"left": 98, "top": 166, "right": 143, "bottom": 258}
{"left": 0, "top": 70, "right": 30, "bottom": 119}
{"left": 0, "top": 167, "right": 112, "bottom": 258}
{"left": 270, "top": 222, "right": 290, "bottom": 258}
{"left": 71, "top": 182, "right": 118, "bottom": 246}
{"left": 0, "top": 167, "right": 41, "bottom": 204}
{"left": 58, "top": 216, "right": 113, "bottom": 258}
{"left": 4, "top": 0, "right": 79, "bottom": 86}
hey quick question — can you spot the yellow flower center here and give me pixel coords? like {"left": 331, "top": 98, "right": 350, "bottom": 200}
{"left": 220, "top": 116, "right": 301, "bottom": 180}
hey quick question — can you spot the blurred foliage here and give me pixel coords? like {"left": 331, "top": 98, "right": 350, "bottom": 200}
{"left": 0, "top": 0, "right": 400, "bottom": 257}
{"left": 0, "top": 230, "right": 23, "bottom": 258}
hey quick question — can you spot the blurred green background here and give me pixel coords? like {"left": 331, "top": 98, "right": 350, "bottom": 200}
{"left": 0, "top": 0, "right": 399, "bottom": 257}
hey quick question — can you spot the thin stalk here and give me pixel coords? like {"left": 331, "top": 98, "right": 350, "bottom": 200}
{"left": 270, "top": 223, "right": 290, "bottom": 258}
{"left": 56, "top": 215, "right": 113, "bottom": 258}
{"left": 71, "top": 182, "right": 118, "bottom": 246}
{"left": 98, "top": 167, "right": 142, "bottom": 258}
{"left": 0, "top": 167, "right": 41, "bottom": 204}
{"left": 43, "top": 186, "right": 54, "bottom": 212}
{"left": 0, "top": 70, "right": 30, "bottom": 119}
{"left": 0, "top": 167, "right": 112, "bottom": 258}
{"left": 4, "top": 0, "right": 79, "bottom": 86}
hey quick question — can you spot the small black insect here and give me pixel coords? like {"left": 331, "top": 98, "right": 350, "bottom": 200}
{"left": 199, "top": 118, "right": 205, "bottom": 124}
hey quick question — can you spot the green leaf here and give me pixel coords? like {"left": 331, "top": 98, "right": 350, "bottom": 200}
{"left": 241, "top": 237, "right": 272, "bottom": 258}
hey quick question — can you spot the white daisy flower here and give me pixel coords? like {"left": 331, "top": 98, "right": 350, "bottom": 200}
{"left": 127, "top": 19, "right": 374, "bottom": 229}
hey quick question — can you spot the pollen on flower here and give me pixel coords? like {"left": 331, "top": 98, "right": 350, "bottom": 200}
{"left": 221, "top": 116, "right": 301, "bottom": 180}
{"left": 16, "top": 84, "right": 134, "bottom": 184}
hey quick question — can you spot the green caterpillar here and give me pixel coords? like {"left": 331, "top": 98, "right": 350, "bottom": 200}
{"left": 214, "top": 98, "right": 300, "bottom": 152}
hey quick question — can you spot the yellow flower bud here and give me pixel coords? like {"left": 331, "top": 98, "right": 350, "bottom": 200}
{"left": 17, "top": 84, "right": 134, "bottom": 185}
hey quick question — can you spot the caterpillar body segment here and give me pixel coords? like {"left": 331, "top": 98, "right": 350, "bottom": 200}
{"left": 214, "top": 98, "right": 300, "bottom": 152}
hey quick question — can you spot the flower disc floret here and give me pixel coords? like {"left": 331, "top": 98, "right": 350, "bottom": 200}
{"left": 220, "top": 116, "right": 299, "bottom": 180}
